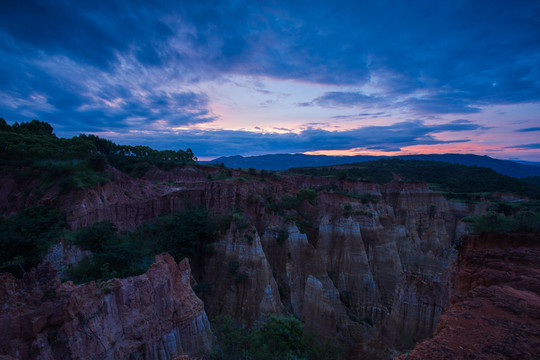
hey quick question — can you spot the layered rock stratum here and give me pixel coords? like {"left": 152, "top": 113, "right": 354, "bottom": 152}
{"left": 0, "top": 253, "right": 212, "bottom": 359}
{"left": 394, "top": 233, "right": 540, "bottom": 360}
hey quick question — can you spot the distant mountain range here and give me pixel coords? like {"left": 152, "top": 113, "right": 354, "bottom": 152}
{"left": 204, "top": 153, "right": 540, "bottom": 178}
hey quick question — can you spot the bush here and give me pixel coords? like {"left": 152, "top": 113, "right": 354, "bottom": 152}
{"left": 74, "top": 221, "right": 117, "bottom": 252}
{"left": 0, "top": 206, "right": 65, "bottom": 277}
{"left": 88, "top": 153, "right": 107, "bottom": 171}
{"left": 68, "top": 207, "right": 217, "bottom": 283}
{"left": 297, "top": 189, "right": 317, "bottom": 205}
{"left": 208, "top": 315, "right": 342, "bottom": 360}
{"left": 232, "top": 212, "right": 250, "bottom": 229}
{"left": 209, "top": 315, "right": 251, "bottom": 359}
{"left": 69, "top": 221, "right": 146, "bottom": 283}
{"left": 464, "top": 210, "right": 540, "bottom": 234}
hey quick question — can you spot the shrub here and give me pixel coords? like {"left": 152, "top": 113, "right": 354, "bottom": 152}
{"left": 464, "top": 210, "right": 540, "bottom": 234}
{"left": 68, "top": 207, "right": 218, "bottom": 283}
{"left": 208, "top": 315, "right": 342, "bottom": 360}
{"left": 0, "top": 206, "right": 65, "bottom": 277}
{"left": 87, "top": 153, "right": 107, "bottom": 171}
{"left": 298, "top": 189, "right": 317, "bottom": 204}
{"left": 232, "top": 212, "right": 250, "bottom": 229}
{"left": 73, "top": 221, "right": 117, "bottom": 252}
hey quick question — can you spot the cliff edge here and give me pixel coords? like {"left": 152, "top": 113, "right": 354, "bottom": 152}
{"left": 0, "top": 254, "right": 212, "bottom": 360}
{"left": 394, "top": 233, "right": 540, "bottom": 360}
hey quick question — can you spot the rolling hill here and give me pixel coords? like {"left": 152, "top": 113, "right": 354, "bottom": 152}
{"left": 207, "top": 153, "right": 540, "bottom": 178}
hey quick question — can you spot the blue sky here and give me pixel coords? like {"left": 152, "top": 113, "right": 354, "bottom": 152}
{"left": 1, "top": 0, "right": 539, "bottom": 160}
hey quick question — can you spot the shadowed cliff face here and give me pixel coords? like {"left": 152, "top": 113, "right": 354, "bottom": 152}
{"left": 0, "top": 254, "right": 212, "bottom": 360}
{"left": 394, "top": 233, "right": 540, "bottom": 360}
{"left": 0, "top": 165, "right": 488, "bottom": 356}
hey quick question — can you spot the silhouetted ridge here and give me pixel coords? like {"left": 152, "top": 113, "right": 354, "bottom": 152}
{"left": 208, "top": 153, "right": 540, "bottom": 178}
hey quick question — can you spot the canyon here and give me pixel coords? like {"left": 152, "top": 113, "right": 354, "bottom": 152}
{"left": 0, "top": 252, "right": 212, "bottom": 359}
{"left": 395, "top": 233, "right": 540, "bottom": 360}
{"left": 2, "top": 164, "right": 535, "bottom": 359}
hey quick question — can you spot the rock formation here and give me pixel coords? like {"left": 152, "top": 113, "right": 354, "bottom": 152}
{"left": 0, "top": 165, "right": 490, "bottom": 356}
{"left": 0, "top": 254, "right": 212, "bottom": 359}
{"left": 198, "top": 225, "right": 282, "bottom": 321}
{"left": 394, "top": 233, "right": 540, "bottom": 360}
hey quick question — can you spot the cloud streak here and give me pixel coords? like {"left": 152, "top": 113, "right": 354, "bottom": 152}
{"left": 113, "top": 119, "right": 481, "bottom": 157}
{"left": 504, "top": 143, "right": 540, "bottom": 150}
{"left": 517, "top": 127, "right": 540, "bottom": 132}
{"left": 300, "top": 92, "right": 384, "bottom": 108}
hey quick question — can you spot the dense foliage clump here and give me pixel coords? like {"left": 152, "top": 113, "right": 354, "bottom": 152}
{"left": 0, "top": 206, "right": 65, "bottom": 277}
{"left": 464, "top": 205, "right": 540, "bottom": 235}
{"left": 0, "top": 118, "right": 197, "bottom": 192}
{"left": 209, "top": 314, "right": 342, "bottom": 360}
{"left": 288, "top": 158, "right": 540, "bottom": 200}
{"left": 68, "top": 207, "right": 217, "bottom": 283}
{"left": 0, "top": 204, "right": 218, "bottom": 283}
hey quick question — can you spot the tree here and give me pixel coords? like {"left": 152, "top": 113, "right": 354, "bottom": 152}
{"left": 0, "top": 206, "right": 65, "bottom": 277}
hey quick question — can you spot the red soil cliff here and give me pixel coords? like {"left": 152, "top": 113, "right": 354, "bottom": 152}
{"left": 0, "top": 254, "right": 212, "bottom": 359}
{"left": 394, "top": 233, "right": 540, "bottom": 360}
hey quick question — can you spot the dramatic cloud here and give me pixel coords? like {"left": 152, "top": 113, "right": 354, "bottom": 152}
{"left": 0, "top": 0, "right": 539, "bottom": 159}
{"left": 114, "top": 119, "right": 481, "bottom": 157}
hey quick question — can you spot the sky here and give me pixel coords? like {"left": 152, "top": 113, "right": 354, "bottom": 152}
{"left": 1, "top": 0, "right": 539, "bottom": 161}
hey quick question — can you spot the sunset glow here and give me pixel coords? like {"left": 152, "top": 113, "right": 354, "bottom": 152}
{"left": 1, "top": 1, "right": 539, "bottom": 161}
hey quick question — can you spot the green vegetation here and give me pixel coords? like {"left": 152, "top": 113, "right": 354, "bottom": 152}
{"left": 297, "top": 189, "right": 318, "bottom": 204}
{"left": 0, "top": 119, "right": 110, "bottom": 191}
{"left": 464, "top": 208, "right": 540, "bottom": 235}
{"left": 288, "top": 159, "right": 540, "bottom": 200}
{"left": 343, "top": 204, "right": 372, "bottom": 217}
{"left": 208, "top": 314, "right": 342, "bottom": 360}
{"left": 79, "top": 134, "right": 197, "bottom": 177}
{"left": 261, "top": 187, "right": 317, "bottom": 238}
{"left": 0, "top": 119, "right": 197, "bottom": 193}
{"left": 231, "top": 212, "right": 250, "bottom": 229}
{"left": 264, "top": 188, "right": 318, "bottom": 214}
{"left": 68, "top": 207, "right": 217, "bottom": 283}
{"left": 0, "top": 206, "right": 65, "bottom": 277}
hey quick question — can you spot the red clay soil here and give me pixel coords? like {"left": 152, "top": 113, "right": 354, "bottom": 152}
{"left": 395, "top": 234, "right": 540, "bottom": 360}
